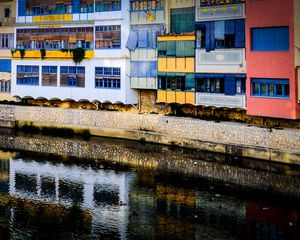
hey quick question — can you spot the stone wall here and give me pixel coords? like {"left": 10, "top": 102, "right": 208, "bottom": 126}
{"left": 0, "top": 104, "right": 300, "bottom": 164}
{"left": 0, "top": 132, "right": 299, "bottom": 198}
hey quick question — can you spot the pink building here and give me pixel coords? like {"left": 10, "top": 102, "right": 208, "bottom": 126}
{"left": 246, "top": 0, "right": 300, "bottom": 119}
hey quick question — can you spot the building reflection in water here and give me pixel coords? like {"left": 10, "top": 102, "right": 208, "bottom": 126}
{"left": 0, "top": 151, "right": 297, "bottom": 239}
{"left": 9, "top": 158, "right": 135, "bottom": 239}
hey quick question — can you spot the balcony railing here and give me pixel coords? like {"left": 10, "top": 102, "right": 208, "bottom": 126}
{"left": 196, "top": 3, "right": 245, "bottom": 21}
{"left": 196, "top": 93, "right": 246, "bottom": 108}
{"left": 16, "top": 42, "right": 94, "bottom": 51}
{"left": 197, "top": 49, "right": 245, "bottom": 65}
{"left": 0, "top": 17, "right": 16, "bottom": 26}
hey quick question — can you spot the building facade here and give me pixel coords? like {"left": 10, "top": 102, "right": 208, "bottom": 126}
{"left": 246, "top": 0, "right": 300, "bottom": 119}
{"left": 0, "top": 0, "right": 16, "bottom": 101}
{"left": 2, "top": 0, "right": 300, "bottom": 119}
{"left": 11, "top": 0, "right": 137, "bottom": 104}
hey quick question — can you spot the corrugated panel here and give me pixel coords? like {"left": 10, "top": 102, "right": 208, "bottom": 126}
{"left": 138, "top": 30, "right": 148, "bottom": 48}
{"left": 185, "top": 74, "right": 195, "bottom": 88}
{"left": 157, "top": 41, "right": 167, "bottom": 51}
{"left": 166, "top": 41, "right": 176, "bottom": 56}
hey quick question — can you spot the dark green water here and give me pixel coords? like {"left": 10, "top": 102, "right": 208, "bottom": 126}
{"left": 0, "top": 137, "right": 299, "bottom": 240}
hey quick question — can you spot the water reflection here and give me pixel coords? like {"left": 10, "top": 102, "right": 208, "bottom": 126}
{"left": 0, "top": 150, "right": 298, "bottom": 239}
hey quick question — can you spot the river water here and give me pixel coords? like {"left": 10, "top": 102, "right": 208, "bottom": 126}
{"left": 0, "top": 131, "right": 299, "bottom": 240}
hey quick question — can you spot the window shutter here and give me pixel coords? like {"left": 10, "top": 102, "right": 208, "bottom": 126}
{"left": 176, "top": 41, "right": 185, "bottom": 57}
{"left": 215, "top": 21, "right": 225, "bottom": 40}
{"left": 126, "top": 31, "right": 138, "bottom": 51}
{"left": 235, "top": 19, "right": 245, "bottom": 48}
{"left": 18, "top": 0, "right": 26, "bottom": 16}
{"left": 72, "top": 0, "right": 80, "bottom": 13}
{"left": 0, "top": 60, "right": 11, "bottom": 73}
{"left": 138, "top": 30, "right": 148, "bottom": 48}
{"left": 225, "top": 20, "right": 235, "bottom": 35}
{"left": 224, "top": 75, "right": 236, "bottom": 95}
{"left": 185, "top": 74, "right": 195, "bottom": 89}
{"left": 166, "top": 41, "right": 176, "bottom": 56}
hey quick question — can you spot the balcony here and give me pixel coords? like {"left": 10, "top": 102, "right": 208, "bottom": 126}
{"left": 196, "top": 3, "right": 245, "bottom": 22}
{"left": 130, "top": 9, "right": 164, "bottom": 25}
{"left": 131, "top": 49, "right": 157, "bottom": 61}
{"left": 196, "top": 93, "right": 246, "bottom": 108}
{"left": 131, "top": 77, "right": 157, "bottom": 89}
{"left": 0, "top": 17, "right": 15, "bottom": 26}
{"left": 157, "top": 90, "right": 195, "bottom": 105}
{"left": 196, "top": 49, "right": 246, "bottom": 74}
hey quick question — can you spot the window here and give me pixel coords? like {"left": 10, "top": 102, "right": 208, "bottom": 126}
{"left": 0, "top": 80, "right": 10, "bottom": 93}
{"left": 130, "top": 0, "right": 163, "bottom": 11}
{"left": 157, "top": 41, "right": 194, "bottom": 57}
{"left": 251, "top": 27, "right": 289, "bottom": 51}
{"left": 158, "top": 74, "right": 195, "bottom": 91}
{"left": 0, "top": 34, "right": 14, "bottom": 49}
{"left": 196, "top": 77, "right": 224, "bottom": 93}
{"left": 95, "top": 25, "right": 121, "bottom": 49}
{"left": 42, "top": 66, "right": 57, "bottom": 86}
{"left": 95, "top": 0, "right": 121, "bottom": 12}
{"left": 95, "top": 67, "right": 121, "bottom": 89}
{"left": 16, "top": 27, "right": 94, "bottom": 50}
{"left": 251, "top": 78, "right": 289, "bottom": 98}
{"left": 170, "top": 8, "right": 195, "bottom": 33}
{"left": 17, "top": 65, "right": 39, "bottom": 86}
{"left": 131, "top": 61, "right": 157, "bottom": 77}
{"left": 196, "top": 19, "right": 245, "bottom": 50}
{"left": 236, "top": 78, "right": 246, "bottom": 94}
{"left": 60, "top": 66, "right": 85, "bottom": 87}
{"left": 200, "top": 0, "right": 245, "bottom": 6}
{"left": 4, "top": 8, "right": 10, "bottom": 18}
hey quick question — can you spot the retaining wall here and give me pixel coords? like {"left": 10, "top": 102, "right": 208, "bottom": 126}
{"left": 0, "top": 104, "right": 300, "bottom": 164}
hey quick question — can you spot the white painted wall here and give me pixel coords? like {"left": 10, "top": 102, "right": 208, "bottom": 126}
{"left": 11, "top": 59, "right": 138, "bottom": 104}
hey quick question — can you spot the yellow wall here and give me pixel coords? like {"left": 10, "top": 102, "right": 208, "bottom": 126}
{"left": 33, "top": 14, "right": 72, "bottom": 23}
{"left": 157, "top": 35, "right": 195, "bottom": 41}
{"left": 157, "top": 90, "right": 195, "bottom": 104}
{"left": 12, "top": 50, "right": 94, "bottom": 60}
{"left": 158, "top": 58, "right": 195, "bottom": 73}
{"left": 295, "top": 0, "right": 300, "bottom": 67}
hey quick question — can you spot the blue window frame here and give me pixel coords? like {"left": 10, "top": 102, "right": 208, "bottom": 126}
{"left": 42, "top": 66, "right": 57, "bottom": 86}
{"left": 95, "top": 67, "right": 121, "bottom": 89}
{"left": 251, "top": 27, "right": 289, "bottom": 51}
{"left": 60, "top": 66, "right": 85, "bottom": 87}
{"left": 17, "top": 65, "right": 39, "bottom": 86}
{"left": 251, "top": 78, "right": 289, "bottom": 98}
{"left": 95, "top": 25, "right": 121, "bottom": 49}
{"left": 95, "top": 0, "right": 121, "bottom": 12}
{"left": 130, "top": 0, "right": 163, "bottom": 11}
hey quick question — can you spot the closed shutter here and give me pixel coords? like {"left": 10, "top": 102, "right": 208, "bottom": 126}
{"left": 18, "top": 0, "right": 26, "bottom": 16}
{"left": 0, "top": 60, "right": 11, "bottom": 73}
{"left": 185, "top": 74, "right": 195, "bottom": 90}
{"left": 138, "top": 30, "right": 148, "bottom": 48}
{"left": 224, "top": 75, "right": 236, "bottom": 95}
{"left": 176, "top": 41, "right": 185, "bottom": 57}
{"left": 235, "top": 19, "right": 245, "bottom": 48}
{"left": 166, "top": 41, "right": 176, "bottom": 56}
{"left": 185, "top": 41, "right": 195, "bottom": 57}
{"left": 73, "top": 0, "right": 80, "bottom": 13}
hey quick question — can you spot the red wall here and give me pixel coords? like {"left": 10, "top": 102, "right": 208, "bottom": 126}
{"left": 246, "top": 0, "right": 300, "bottom": 119}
